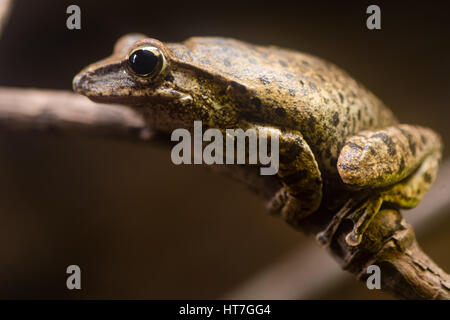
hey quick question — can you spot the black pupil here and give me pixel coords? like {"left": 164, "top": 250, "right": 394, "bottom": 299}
{"left": 128, "top": 49, "right": 159, "bottom": 76}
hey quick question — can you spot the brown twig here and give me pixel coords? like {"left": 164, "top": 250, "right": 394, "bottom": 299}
{"left": 0, "top": 87, "right": 150, "bottom": 140}
{"left": 357, "top": 209, "right": 450, "bottom": 299}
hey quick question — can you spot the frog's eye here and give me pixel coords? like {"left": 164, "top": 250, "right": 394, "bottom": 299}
{"left": 127, "top": 45, "right": 166, "bottom": 78}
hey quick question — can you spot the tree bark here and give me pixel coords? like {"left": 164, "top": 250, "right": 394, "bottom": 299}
{"left": 0, "top": 87, "right": 150, "bottom": 140}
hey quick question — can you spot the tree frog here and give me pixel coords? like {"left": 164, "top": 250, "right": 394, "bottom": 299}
{"left": 73, "top": 35, "right": 442, "bottom": 246}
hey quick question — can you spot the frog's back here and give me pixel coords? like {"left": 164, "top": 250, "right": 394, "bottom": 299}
{"left": 169, "top": 37, "right": 397, "bottom": 174}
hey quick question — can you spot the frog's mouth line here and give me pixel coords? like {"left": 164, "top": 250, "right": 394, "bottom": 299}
{"left": 78, "top": 89, "right": 192, "bottom": 106}
{"left": 73, "top": 69, "right": 192, "bottom": 105}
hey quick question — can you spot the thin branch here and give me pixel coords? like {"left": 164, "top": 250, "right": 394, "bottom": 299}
{"left": 0, "top": 87, "right": 448, "bottom": 299}
{"left": 0, "top": 87, "right": 151, "bottom": 140}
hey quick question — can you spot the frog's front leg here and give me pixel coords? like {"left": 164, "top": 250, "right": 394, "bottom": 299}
{"left": 318, "top": 124, "right": 442, "bottom": 247}
{"left": 250, "top": 125, "right": 323, "bottom": 228}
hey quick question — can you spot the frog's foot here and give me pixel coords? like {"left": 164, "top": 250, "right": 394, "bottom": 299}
{"left": 316, "top": 194, "right": 369, "bottom": 247}
{"left": 316, "top": 197, "right": 359, "bottom": 247}
{"left": 267, "top": 188, "right": 289, "bottom": 215}
{"left": 319, "top": 124, "right": 442, "bottom": 247}
{"left": 344, "top": 196, "right": 383, "bottom": 246}
{"left": 267, "top": 185, "right": 321, "bottom": 229}
{"left": 318, "top": 143, "right": 441, "bottom": 248}
{"left": 345, "top": 151, "right": 439, "bottom": 246}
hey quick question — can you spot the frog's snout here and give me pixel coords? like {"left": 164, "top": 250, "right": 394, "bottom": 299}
{"left": 72, "top": 70, "right": 89, "bottom": 95}
{"left": 72, "top": 65, "right": 126, "bottom": 103}
{"left": 72, "top": 69, "right": 114, "bottom": 102}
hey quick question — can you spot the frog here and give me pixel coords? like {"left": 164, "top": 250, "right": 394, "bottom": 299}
{"left": 73, "top": 34, "right": 442, "bottom": 247}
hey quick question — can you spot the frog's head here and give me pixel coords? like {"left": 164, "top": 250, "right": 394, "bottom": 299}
{"left": 73, "top": 34, "right": 226, "bottom": 131}
{"left": 74, "top": 34, "right": 168, "bottom": 102}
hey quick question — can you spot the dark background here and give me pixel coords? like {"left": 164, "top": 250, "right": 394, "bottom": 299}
{"left": 0, "top": 0, "right": 449, "bottom": 299}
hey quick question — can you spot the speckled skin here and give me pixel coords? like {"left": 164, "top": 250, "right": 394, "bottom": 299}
{"left": 73, "top": 35, "right": 442, "bottom": 246}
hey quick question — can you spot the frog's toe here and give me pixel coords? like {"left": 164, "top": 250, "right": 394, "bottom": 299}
{"left": 345, "top": 231, "right": 362, "bottom": 246}
{"left": 316, "top": 231, "right": 331, "bottom": 247}
{"left": 315, "top": 198, "right": 358, "bottom": 248}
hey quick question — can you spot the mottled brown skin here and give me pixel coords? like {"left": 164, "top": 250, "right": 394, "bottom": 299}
{"left": 73, "top": 35, "right": 442, "bottom": 246}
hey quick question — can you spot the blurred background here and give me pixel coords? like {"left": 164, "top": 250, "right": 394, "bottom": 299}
{"left": 0, "top": 0, "right": 449, "bottom": 299}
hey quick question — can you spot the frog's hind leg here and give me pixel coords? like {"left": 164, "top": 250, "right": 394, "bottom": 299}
{"left": 345, "top": 150, "right": 440, "bottom": 246}
{"left": 338, "top": 124, "right": 441, "bottom": 190}
{"left": 318, "top": 124, "right": 442, "bottom": 247}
